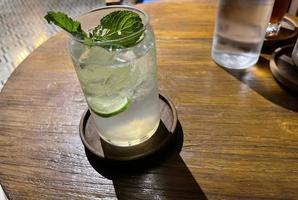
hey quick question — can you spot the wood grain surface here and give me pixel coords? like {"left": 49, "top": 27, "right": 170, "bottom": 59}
{"left": 1, "top": 1, "right": 298, "bottom": 199}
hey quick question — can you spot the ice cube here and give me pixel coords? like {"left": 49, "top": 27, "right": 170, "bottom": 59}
{"left": 114, "top": 50, "right": 137, "bottom": 63}
{"left": 79, "top": 46, "right": 116, "bottom": 67}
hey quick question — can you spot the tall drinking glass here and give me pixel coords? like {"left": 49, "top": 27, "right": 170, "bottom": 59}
{"left": 212, "top": 0, "right": 274, "bottom": 69}
{"left": 68, "top": 6, "right": 160, "bottom": 147}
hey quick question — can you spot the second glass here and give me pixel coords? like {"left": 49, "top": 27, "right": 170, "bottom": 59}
{"left": 68, "top": 6, "right": 160, "bottom": 147}
{"left": 212, "top": 0, "right": 275, "bottom": 69}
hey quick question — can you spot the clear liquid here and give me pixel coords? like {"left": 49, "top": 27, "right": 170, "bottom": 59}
{"left": 212, "top": 0, "right": 274, "bottom": 69}
{"left": 89, "top": 47, "right": 160, "bottom": 146}
{"left": 92, "top": 85, "right": 160, "bottom": 146}
{"left": 69, "top": 28, "right": 160, "bottom": 147}
{"left": 212, "top": 35, "right": 261, "bottom": 69}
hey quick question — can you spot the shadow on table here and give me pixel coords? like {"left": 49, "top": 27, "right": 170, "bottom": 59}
{"left": 85, "top": 121, "right": 208, "bottom": 200}
{"left": 219, "top": 56, "right": 298, "bottom": 112}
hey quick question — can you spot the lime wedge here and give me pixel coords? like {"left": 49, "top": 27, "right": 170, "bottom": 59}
{"left": 87, "top": 95, "right": 131, "bottom": 118}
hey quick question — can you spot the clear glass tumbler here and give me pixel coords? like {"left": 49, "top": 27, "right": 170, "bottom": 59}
{"left": 212, "top": 0, "right": 275, "bottom": 69}
{"left": 68, "top": 6, "right": 160, "bottom": 147}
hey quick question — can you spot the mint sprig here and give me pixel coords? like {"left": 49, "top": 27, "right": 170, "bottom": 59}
{"left": 91, "top": 10, "right": 144, "bottom": 49}
{"left": 44, "top": 10, "right": 144, "bottom": 49}
{"left": 44, "top": 11, "right": 88, "bottom": 39}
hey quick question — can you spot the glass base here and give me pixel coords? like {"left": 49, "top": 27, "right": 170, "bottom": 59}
{"left": 99, "top": 120, "right": 160, "bottom": 147}
{"left": 266, "top": 22, "right": 281, "bottom": 37}
{"left": 212, "top": 51, "right": 258, "bottom": 70}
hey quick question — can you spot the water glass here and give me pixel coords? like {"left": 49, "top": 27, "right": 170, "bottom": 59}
{"left": 212, "top": 0, "right": 275, "bottom": 69}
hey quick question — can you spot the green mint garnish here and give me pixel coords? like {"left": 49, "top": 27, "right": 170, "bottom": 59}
{"left": 91, "top": 10, "right": 144, "bottom": 49}
{"left": 44, "top": 11, "right": 88, "bottom": 40}
{"left": 44, "top": 10, "right": 144, "bottom": 49}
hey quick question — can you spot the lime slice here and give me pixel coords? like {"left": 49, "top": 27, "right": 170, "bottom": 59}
{"left": 87, "top": 95, "right": 131, "bottom": 118}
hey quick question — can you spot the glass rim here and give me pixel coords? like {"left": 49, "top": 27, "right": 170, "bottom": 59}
{"left": 68, "top": 5, "right": 149, "bottom": 45}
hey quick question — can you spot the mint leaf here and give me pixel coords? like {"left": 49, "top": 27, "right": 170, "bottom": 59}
{"left": 44, "top": 10, "right": 145, "bottom": 49}
{"left": 91, "top": 10, "right": 144, "bottom": 49}
{"left": 44, "top": 11, "right": 87, "bottom": 39}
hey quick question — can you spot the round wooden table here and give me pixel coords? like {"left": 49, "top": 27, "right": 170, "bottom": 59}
{"left": 1, "top": 1, "right": 298, "bottom": 199}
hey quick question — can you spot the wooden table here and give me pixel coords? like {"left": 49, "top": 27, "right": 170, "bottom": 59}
{"left": 1, "top": 1, "right": 298, "bottom": 199}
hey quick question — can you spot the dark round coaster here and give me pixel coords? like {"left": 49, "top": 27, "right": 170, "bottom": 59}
{"left": 270, "top": 44, "right": 298, "bottom": 93}
{"left": 79, "top": 94, "right": 178, "bottom": 161}
{"left": 262, "top": 17, "right": 298, "bottom": 53}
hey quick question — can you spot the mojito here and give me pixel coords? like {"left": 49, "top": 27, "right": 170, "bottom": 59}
{"left": 66, "top": 7, "right": 160, "bottom": 146}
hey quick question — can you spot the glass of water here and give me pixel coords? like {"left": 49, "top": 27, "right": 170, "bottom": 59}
{"left": 68, "top": 6, "right": 160, "bottom": 147}
{"left": 212, "top": 0, "right": 275, "bottom": 69}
